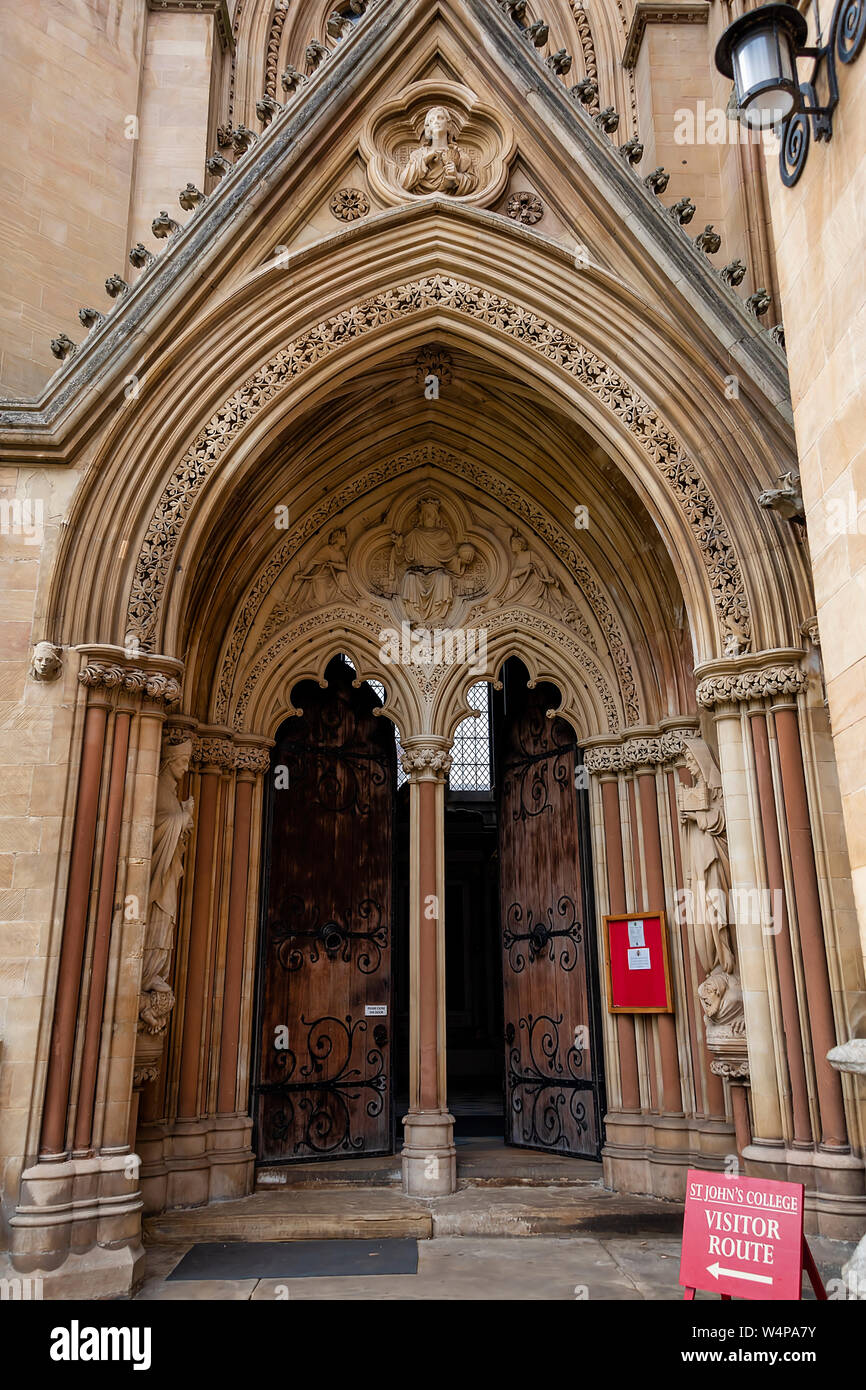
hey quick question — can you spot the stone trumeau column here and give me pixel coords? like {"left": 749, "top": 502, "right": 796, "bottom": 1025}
{"left": 10, "top": 646, "right": 183, "bottom": 1299}
{"left": 398, "top": 737, "right": 456, "bottom": 1197}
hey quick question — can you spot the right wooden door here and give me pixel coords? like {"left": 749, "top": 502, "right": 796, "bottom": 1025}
{"left": 497, "top": 679, "right": 602, "bottom": 1157}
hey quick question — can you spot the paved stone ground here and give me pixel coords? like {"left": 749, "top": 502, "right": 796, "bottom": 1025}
{"left": 134, "top": 1232, "right": 854, "bottom": 1301}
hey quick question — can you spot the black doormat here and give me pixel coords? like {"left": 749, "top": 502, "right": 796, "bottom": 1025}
{"left": 166, "top": 1238, "right": 419, "bottom": 1282}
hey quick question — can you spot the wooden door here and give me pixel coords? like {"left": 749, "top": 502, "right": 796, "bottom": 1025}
{"left": 254, "top": 658, "right": 395, "bottom": 1161}
{"left": 498, "top": 679, "right": 601, "bottom": 1157}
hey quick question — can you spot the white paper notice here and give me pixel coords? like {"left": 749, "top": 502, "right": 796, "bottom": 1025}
{"left": 627, "top": 947, "right": 651, "bottom": 971}
{"left": 365, "top": 1005, "right": 387, "bottom": 1016}
{"left": 627, "top": 920, "right": 646, "bottom": 948}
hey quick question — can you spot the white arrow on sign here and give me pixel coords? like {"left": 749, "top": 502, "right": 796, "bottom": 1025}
{"left": 707, "top": 1261, "right": 773, "bottom": 1286}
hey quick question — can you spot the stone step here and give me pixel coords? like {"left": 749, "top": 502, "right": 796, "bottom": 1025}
{"left": 144, "top": 1184, "right": 683, "bottom": 1246}
{"left": 253, "top": 1140, "right": 604, "bottom": 1190}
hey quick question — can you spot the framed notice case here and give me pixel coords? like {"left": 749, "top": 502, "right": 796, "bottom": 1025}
{"left": 603, "top": 910, "right": 673, "bottom": 1013}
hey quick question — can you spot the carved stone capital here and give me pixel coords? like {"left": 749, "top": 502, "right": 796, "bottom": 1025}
{"left": 77, "top": 659, "right": 182, "bottom": 708}
{"left": 583, "top": 724, "right": 698, "bottom": 774}
{"left": 694, "top": 649, "right": 807, "bottom": 709}
{"left": 234, "top": 744, "right": 272, "bottom": 775}
{"left": 695, "top": 661, "right": 807, "bottom": 708}
{"left": 400, "top": 740, "right": 453, "bottom": 782}
{"left": 192, "top": 734, "right": 236, "bottom": 770}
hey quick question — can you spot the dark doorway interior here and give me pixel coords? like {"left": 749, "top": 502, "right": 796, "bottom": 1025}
{"left": 443, "top": 797, "right": 503, "bottom": 1136}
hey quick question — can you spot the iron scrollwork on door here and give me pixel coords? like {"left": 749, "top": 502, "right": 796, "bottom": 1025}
{"left": 261, "top": 1013, "right": 388, "bottom": 1155}
{"left": 272, "top": 895, "right": 389, "bottom": 974}
{"left": 505, "top": 1012, "right": 592, "bottom": 1150}
{"left": 501, "top": 712, "right": 576, "bottom": 821}
{"left": 503, "top": 894, "right": 582, "bottom": 972}
{"left": 278, "top": 738, "right": 390, "bottom": 817}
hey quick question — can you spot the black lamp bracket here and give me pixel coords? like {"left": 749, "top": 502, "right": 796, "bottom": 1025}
{"left": 780, "top": 0, "right": 866, "bottom": 185}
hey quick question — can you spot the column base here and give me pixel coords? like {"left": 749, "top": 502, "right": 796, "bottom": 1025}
{"left": 401, "top": 1110, "right": 456, "bottom": 1196}
{"left": 8, "top": 1153, "right": 144, "bottom": 1298}
{"left": 137, "top": 1113, "right": 254, "bottom": 1214}
{"left": 742, "top": 1141, "right": 866, "bottom": 1239}
{"left": 602, "top": 1110, "right": 736, "bottom": 1200}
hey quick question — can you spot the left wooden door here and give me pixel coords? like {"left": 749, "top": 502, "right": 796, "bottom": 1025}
{"left": 254, "top": 658, "right": 396, "bottom": 1162}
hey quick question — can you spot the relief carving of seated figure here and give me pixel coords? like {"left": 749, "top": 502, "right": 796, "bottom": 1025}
{"left": 398, "top": 106, "right": 478, "bottom": 196}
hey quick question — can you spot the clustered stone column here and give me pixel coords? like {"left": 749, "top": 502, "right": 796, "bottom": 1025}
{"left": 398, "top": 737, "right": 456, "bottom": 1197}
{"left": 11, "top": 647, "right": 182, "bottom": 1297}
{"left": 695, "top": 650, "right": 864, "bottom": 1233}
{"left": 135, "top": 730, "right": 271, "bottom": 1214}
{"left": 584, "top": 724, "right": 732, "bottom": 1196}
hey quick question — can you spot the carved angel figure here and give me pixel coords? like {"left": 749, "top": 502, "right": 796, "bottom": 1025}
{"left": 503, "top": 532, "right": 572, "bottom": 619}
{"left": 293, "top": 527, "right": 356, "bottom": 608}
{"left": 398, "top": 106, "right": 477, "bottom": 196}
{"left": 139, "top": 740, "right": 194, "bottom": 1031}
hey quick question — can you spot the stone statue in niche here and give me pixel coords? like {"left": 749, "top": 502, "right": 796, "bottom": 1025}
{"left": 381, "top": 495, "right": 478, "bottom": 623}
{"left": 398, "top": 106, "right": 478, "bottom": 196}
{"left": 678, "top": 736, "right": 747, "bottom": 1066}
{"left": 501, "top": 531, "right": 575, "bottom": 621}
{"left": 138, "top": 740, "right": 194, "bottom": 1036}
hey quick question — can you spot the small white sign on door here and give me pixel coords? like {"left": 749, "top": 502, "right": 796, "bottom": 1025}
{"left": 627, "top": 920, "right": 646, "bottom": 948}
{"left": 627, "top": 947, "right": 651, "bottom": 971}
{"left": 365, "top": 1004, "right": 388, "bottom": 1016}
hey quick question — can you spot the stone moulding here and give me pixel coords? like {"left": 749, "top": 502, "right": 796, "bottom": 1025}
{"left": 125, "top": 276, "right": 752, "bottom": 657}
{"left": 582, "top": 724, "right": 698, "bottom": 772}
{"left": 622, "top": 2, "right": 711, "bottom": 71}
{"left": 695, "top": 662, "right": 807, "bottom": 708}
{"left": 147, "top": 0, "right": 234, "bottom": 53}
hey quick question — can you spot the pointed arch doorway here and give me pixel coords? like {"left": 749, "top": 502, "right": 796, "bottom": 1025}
{"left": 252, "top": 655, "right": 604, "bottom": 1168}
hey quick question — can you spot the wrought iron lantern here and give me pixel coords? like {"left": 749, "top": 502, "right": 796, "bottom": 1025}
{"left": 715, "top": 0, "right": 866, "bottom": 185}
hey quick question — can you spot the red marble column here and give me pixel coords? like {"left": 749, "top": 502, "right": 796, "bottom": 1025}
{"left": 40, "top": 699, "right": 109, "bottom": 1157}
{"left": 749, "top": 711, "right": 813, "bottom": 1147}
{"left": 774, "top": 707, "right": 848, "bottom": 1149}
{"left": 73, "top": 707, "right": 132, "bottom": 1153}
{"left": 600, "top": 777, "right": 640, "bottom": 1112}
{"left": 637, "top": 770, "right": 683, "bottom": 1116}
{"left": 418, "top": 776, "right": 439, "bottom": 1112}
{"left": 217, "top": 771, "right": 255, "bottom": 1114}
{"left": 731, "top": 1084, "right": 753, "bottom": 1155}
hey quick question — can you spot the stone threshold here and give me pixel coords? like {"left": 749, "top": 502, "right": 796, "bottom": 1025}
{"left": 143, "top": 1183, "right": 684, "bottom": 1246}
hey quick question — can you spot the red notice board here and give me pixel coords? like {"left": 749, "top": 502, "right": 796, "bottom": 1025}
{"left": 603, "top": 911, "right": 672, "bottom": 1013}
{"left": 679, "top": 1170, "right": 806, "bottom": 1300}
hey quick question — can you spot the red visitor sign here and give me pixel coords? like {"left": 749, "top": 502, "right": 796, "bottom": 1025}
{"left": 679, "top": 1169, "right": 818, "bottom": 1300}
